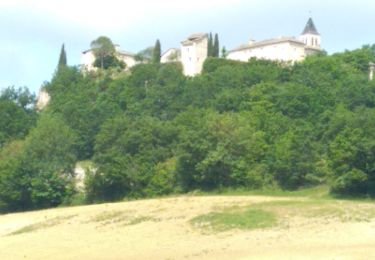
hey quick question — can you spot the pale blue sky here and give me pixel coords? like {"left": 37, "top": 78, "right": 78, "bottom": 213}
{"left": 1, "top": 0, "right": 375, "bottom": 93}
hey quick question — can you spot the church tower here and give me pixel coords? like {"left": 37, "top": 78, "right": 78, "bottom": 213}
{"left": 299, "top": 17, "right": 321, "bottom": 54}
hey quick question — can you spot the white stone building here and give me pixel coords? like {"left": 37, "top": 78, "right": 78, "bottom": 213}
{"left": 180, "top": 33, "right": 208, "bottom": 76}
{"left": 36, "top": 88, "right": 50, "bottom": 111}
{"left": 227, "top": 18, "right": 322, "bottom": 64}
{"left": 81, "top": 45, "right": 136, "bottom": 71}
{"left": 161, "top": 48, "right": 181, "bottom": 63}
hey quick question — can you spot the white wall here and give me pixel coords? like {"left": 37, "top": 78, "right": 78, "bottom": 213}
{"left": 120, "top": 54, "right": 136, "bottom": 69}
{"left": 81, "top": 51, "right": 96, "bottom": 71}
{"left": 81, "top": 50, "right": 136, "bottom": 71}
{"left": 181, "top": 37, "right": 208, "bottom": 76}
{"left": 227, "top": 41, "right": 305, "bottom": 63}
{"left": 161, "top": 49, "right": 180, "bottom": 63}
{"left": 299, "top": 33, "right": 321, "bottom": 48}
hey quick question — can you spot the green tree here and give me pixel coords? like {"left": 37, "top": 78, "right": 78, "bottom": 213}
{"left": 153, "top": 39, "right": 161, "bottom": 63}
{"left": 207, "top": 32, "right": 213, "bottom": 57}
{"left": 0, "top": 114, "right": 77, "bottom": 212}
{"left": 134, "top": 46, "right": 154, "bottom": 63}
{"left": 57, "top": 43, "right": 67, "bottom": 69}
{"left": 0, "top": 87, "right": 37, "bottom": 147}
{"left": 91, "top": 36, "right": 117, "bottom": 69}
{"left": 221, "top": 46, "right": 227, "bottom": 58}
{"left": 213, "top": 33, "right": 219, "bottom": 57}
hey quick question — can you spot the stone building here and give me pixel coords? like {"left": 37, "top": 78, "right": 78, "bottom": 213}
{"left": 227, "top": 18, "right": 322, "bottom": 64}
{"left": 180, "top": 33, "right": 208, "bottom": 76}
{"left": 80, "top": 45, "right": 136, "bottom": 71}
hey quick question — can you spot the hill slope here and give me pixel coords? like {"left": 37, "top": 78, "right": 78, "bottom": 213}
{"left": 1, "top": 195, "right": 375, "bottom": 259}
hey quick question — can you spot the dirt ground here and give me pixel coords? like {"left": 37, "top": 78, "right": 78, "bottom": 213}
{"left": 1, "top": 195, "right": 375, "bottom": 259}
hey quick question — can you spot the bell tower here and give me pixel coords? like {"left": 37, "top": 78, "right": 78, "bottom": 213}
{"left": 299, "top": 17, "right": 321, "bottom": 49}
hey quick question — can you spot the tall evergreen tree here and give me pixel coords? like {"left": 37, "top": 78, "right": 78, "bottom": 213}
{"left": 213, "top": 33, "right": 219, "bottom": 57}
{"left": 207, "top": 33, "right": 213, "bottom": 57}
{"left": 153, "top": 39, "right": 161, "bottom": 63}
{"left": 57, "top": 44, "right": 67, "bottom": 69}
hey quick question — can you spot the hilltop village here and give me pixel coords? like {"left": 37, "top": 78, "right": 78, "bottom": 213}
{"left": 81, "top": 17, "right": 322, "bottom": 76}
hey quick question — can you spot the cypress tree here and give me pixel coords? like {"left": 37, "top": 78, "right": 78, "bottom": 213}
{"left": 213, "top": 33, "right": 219, "bottom": 57}
{"left": 57, "top": 44, "right": 67, "bottom": 69}
{"left": 153, "top": 39, "right": 161, "bottom": 63}
{"left": 207, "top": 33, "right": 213, "bottom": 57}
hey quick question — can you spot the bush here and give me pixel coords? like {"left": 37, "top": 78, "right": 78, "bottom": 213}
{"left": 331, "top": 169, "right": 368, "bottom": 195}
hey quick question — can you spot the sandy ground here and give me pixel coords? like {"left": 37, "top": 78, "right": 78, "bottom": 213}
{"left": 1, "top": 195, "right": 375, "bottom": 259}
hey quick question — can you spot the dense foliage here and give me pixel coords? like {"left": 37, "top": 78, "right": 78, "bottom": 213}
{"left": 1, "top": 44, "right": 375, "bottom": 212}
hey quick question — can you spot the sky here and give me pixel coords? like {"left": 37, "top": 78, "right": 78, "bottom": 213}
{"left": 1, "top": 0, "right": 375, "bottom": 93}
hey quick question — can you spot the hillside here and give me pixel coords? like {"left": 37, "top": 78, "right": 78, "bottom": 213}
{"left": 1, "top": 194, "right": 375, "bottom": 259}
{"left": 1, "top": 45, "right": 375, "bottom": 213}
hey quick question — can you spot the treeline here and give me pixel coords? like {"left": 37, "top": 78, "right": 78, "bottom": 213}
{"left": 1, "top": 45, "right": 375, "bottom": 212}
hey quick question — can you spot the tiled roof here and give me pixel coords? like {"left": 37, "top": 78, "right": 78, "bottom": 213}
{"left": 301, "top": 18, "right": 319, "bottom": 35}
{"left": 181, "top": 33, "right": 208, "bottom": 45}
{"left": 228, "top": 37, "right": 305, "bottom": 53}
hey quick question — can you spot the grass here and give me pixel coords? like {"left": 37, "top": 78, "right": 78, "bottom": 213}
{"left": 91, "top": 210, "right": 158, "bottom": 226}
{"left": 91, "top": 210, "right": 129, "bottom": 222}
{"left": 9, "top": 215, "right": 76, "bottom": 235}
{"left": 192, "top": 185, "right": 331, "bottom": 199}
{"left": 126, "top": 216, "right": 158, "bottom": 226}
{"left": 191, "top": 197, "right": 375, "bottom": 233}
{"left": 191, "top": 208, "right": 277, "bottom": 232}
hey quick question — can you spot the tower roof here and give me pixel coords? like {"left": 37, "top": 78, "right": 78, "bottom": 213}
{"left": 301, "top": 18, "right": 319, "bottom": 35}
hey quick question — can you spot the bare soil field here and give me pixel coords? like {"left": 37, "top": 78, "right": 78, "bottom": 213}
{"left": 1, "top": 195, "right": 375, "bottom": 259}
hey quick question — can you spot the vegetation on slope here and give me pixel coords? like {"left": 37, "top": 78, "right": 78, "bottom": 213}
{"left": 1, "top": 44, "right": 375, "bottom": 212}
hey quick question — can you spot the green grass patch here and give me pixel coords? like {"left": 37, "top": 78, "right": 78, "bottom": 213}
{"left": 191, "top": 185, "right": 331, "bottom": 199}
{"left": 126, "top": 216, "right": 158, "bottom": 226}
{"left": 191, "top": 208, "right": 277, "bottom": 232}
{"left": 191, "top": 198, "right": 375, "bottom": 232}
{"left": 9, "top": 215, "right": 76, "bottom": 235}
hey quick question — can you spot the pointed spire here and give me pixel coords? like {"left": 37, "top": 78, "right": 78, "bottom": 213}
{"left": 301, "top": 18, "right": 319, "bottom": 35}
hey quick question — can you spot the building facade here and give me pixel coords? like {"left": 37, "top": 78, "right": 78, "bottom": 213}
{"left": 81, "top": 45, "right": 136, "bottom": 71}
{"left": 161, "top": 48, "right": 181, "bottom": 63}
{"left": 227, "top": 18, "right": 322, "bottom": 64}
{"left": 180, "top": 33, "right": 208, "bottom": 76}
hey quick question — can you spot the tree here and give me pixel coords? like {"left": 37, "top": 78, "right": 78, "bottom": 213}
{"left": 134, "top": 46, "right": 154, "bottom": 63}
{"left": 57, "top": 43, "right": 67, "bottom": 69}
{"left": 153, "top": 39, "right": 161, "bottom": 63}
{"left": 0, "top": 87, "right": 37, "bottom": 147}
{"left": 0, "top": 114, "right": 77, "bottom": 211}
{"left": 91, "top": 36, "right": 116, "bottom": 69}
{"left": 207, "top": 33, "right": 213, "bottom": 57}
{"left": 213, "top": 33, "right": 219, "bottom": 57}
{"left": 221, "top": 46, "right": 227, "bottom": 58}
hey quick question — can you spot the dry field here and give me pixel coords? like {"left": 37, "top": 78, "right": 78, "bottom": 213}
{"left": 1, "top": 195, "right": 375, "bottom": 259}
